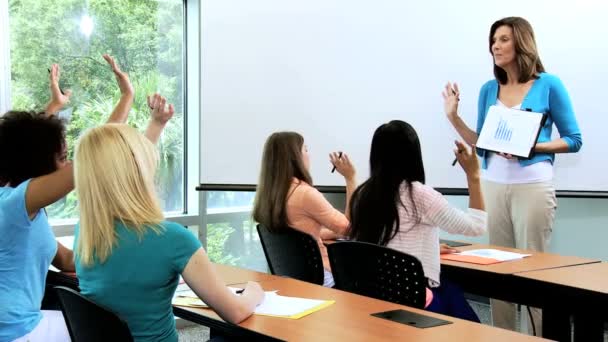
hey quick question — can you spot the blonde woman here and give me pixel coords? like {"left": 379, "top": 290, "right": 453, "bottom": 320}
{"left": 74, "top": 95, "right": 264, "bottom": 342}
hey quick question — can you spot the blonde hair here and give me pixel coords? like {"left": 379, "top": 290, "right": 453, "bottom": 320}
{"left": 75, "top": 124, "right": 164, "bottom": 266}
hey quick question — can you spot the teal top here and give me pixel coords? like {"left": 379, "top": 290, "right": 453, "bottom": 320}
{"left": 0, "top": 179, "right": 57, "bottom": 341}
{"left": 477, "top": 72, "right": 583, "bottom": 168}
{"left": 75, "top": 221, "right": 201, "bottom": 342}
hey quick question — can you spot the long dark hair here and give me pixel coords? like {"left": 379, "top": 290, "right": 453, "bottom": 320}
{"left": 253, "top": 132, "right": 313, "bottom": 232}
{"left": 348, "top": 120, "right": 425, "bottom": 246}
{"left": 490, "top": 17, "right": 545, "bottom": 84}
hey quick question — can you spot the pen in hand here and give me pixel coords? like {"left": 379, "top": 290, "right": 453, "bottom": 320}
{"left": 331, "top": 152, "right": 342, "bottom": 173}
{"left": 452, "top": 149, "right": 463, "bottom": 166}
{"left": 450, "top": 88, "right": 461, "bottom": 166}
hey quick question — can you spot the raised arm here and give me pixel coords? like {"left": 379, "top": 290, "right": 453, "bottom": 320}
{"left": 443, "top": 82, "right": 479, "bottom": 145}
{"left": 27, "top": 56, "right": 134, "bottom": 215}
{"left": 329, "top": 152, "right": 357, "bottom": 220}
{"left": 25, "top": 164, "right": 74, "bottom": 217}
{"left": 103, "top": 54, "right": 134, "bottom": 124}
{"left": 145, "top": 93, "right": 174, "bottom": 144}
{"left": 423, "top": 141, "right": 486, "bottom": 237}
{"left": 44, "top": 64, "right": 71, "bottom": 117}
{"left": 453, "top": 141, "right": 484, "bottom": 211}
{"left": 26, "top": 65, "right": 74, "bottom": 215}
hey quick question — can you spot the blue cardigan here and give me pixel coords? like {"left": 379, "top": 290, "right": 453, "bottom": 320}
{"left": 476, "top": 72, "right": 583, "bottom": 169}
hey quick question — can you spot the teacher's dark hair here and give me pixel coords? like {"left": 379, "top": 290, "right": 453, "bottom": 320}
{"left": 490, "top": 17, "right": 545, "bottom": 84}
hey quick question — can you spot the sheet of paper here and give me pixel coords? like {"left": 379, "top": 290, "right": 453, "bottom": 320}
{"left": 253, "top": 292, "right": 330, "bottom": 317}
{"left": 457, "top": 249, "right": 531, "bottom": 261}
{"left": 476, "top": 105, "right": 544, "bottom": 157}
{"left": 172, "top": 284, "right": 333, "bottom": 318}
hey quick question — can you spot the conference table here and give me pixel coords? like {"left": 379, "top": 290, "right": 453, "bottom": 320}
{"left": 326, "top": 239, "right": 603, "bottom": 341}
{"left": 173, "top": 263, "right": 546, "bottom": 341}
{"left": 513, "top": 262, "right": 608, "bottom": 342}
{"left": 439, "top": 242, "right": 600, "bottom": 304}
{"left": 48, "top": 236, "right": 602, "bottom": 340}
{"left": 45, "top": 260, "right": 544, "bottom": 341}
{"left": 438, "top": 242, "right": 602, "bottom": 342}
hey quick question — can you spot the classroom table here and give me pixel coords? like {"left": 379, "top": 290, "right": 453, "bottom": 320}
{"left": 326, "top": 239, "right": 602, "bottom": 340}
{"left": 173, "top": 264, "right": 547, "bottom": 341}
{"left": 514, "top": 262, "right": 608, "bottom": 342}
{"left": 438, "top": 243, "right": 602, "bottom": 340}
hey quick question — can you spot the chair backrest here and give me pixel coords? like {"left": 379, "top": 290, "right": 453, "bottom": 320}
{"left": 256, "top": 224, "right": 325, "bottom": 285}
{"left": 327, "top": 241, "right": 427, "bottom": 308}
{"left": 54, "top": 286, "right": 133, "bottom": 342}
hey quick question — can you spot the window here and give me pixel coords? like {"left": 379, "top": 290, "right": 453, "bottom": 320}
{"left": 7, "top": 0, "right": 185, "bottom": 218}
{"left": 204, "top": 191, "right": 267, "bottom": 271}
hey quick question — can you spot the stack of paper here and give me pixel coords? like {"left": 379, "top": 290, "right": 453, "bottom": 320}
{"left": 254, "top": 292, "right": 334, "bottom": 319}
{"left": 172, "top": 286, "right": 334, "bottom": 319}
{"left": 441, "top": 249, "right": 531, "bottom": 265}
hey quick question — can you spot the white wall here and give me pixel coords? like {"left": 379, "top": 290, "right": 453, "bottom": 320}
{"left": 440, "top": 196, "right": 608, "bottom": 261}
{"left": 200, "top": 0, "right": 608, "bottom": 191}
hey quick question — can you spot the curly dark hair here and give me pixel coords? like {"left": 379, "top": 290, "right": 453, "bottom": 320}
{"left": 0, "top": 111, "right": 66, "bottom": 186}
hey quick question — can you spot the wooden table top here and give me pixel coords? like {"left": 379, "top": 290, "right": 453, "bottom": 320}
{"left": 325, "top": 239, "right": 599, "bottom": 275}
{"left": 437, "top": 243, "right": 599, "bottom": 275}
{"left": 515, "top": 262, "right": 608, "bottom": 294}
{"left": 176, "top": 264, "right": 546, "bottom": 342}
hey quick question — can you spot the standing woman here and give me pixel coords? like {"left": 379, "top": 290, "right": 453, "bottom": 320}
{"left": 442, "top": 17, "right": 582, "bottom": 334}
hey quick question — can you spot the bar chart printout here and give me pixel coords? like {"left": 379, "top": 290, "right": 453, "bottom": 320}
{"left": 477, "top": 105, "right": 545, "bottom": 158}
{"left": 494, "top": 118, "right": 514, "bottom": 142}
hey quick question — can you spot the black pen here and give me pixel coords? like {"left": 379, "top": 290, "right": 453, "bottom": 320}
{"left": 450, "top": 88, "right": 460, "bottom": 166}
{"left": 452, "top": 150, "right": 462, "bottom": 166}
{"left": 331, "top": 152, "right": 342, "bottom": 173}
{"left": 236, "top": 288, "right": 244, "bottom": 294}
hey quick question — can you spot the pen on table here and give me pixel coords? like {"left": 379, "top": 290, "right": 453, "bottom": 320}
{"left": 236, "top": 288, "right": 245, "bottom": 294}
{"left": 331, "top": 152, "right": 342, "bottom": 173}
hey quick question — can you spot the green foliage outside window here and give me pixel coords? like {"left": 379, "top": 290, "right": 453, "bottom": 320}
{"left": 8, "top": 0, "right": 185, "bottom": 217}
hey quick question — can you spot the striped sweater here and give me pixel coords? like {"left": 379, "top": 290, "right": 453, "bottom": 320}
{"left": 387, "top": 182, "right": 487, "bottom": 286}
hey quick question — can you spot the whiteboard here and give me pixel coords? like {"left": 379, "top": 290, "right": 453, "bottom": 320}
{"left": 200, "top": 0, "right": 607, "bottom": 191}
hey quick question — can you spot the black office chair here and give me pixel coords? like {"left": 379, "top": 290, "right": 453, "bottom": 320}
{"left": 256, "top": 224, "right": 325, "bottom": 285}
{"left": 327, "top": 241, "right": 427, "bottom": 308}
{"left": 54, "top": 286, "right": 133, "bottom": 342}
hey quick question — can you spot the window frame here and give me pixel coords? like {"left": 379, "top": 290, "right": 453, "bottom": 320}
{"left": 1, "top": 0, "right": 201, "bottom": 236}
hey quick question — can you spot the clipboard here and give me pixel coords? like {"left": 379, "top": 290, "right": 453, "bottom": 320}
{"left": 476, "top": 105, "right": 547, "bottom": 159}
{"left": 440, "top": 239, "right": 471, "bottom": 248}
